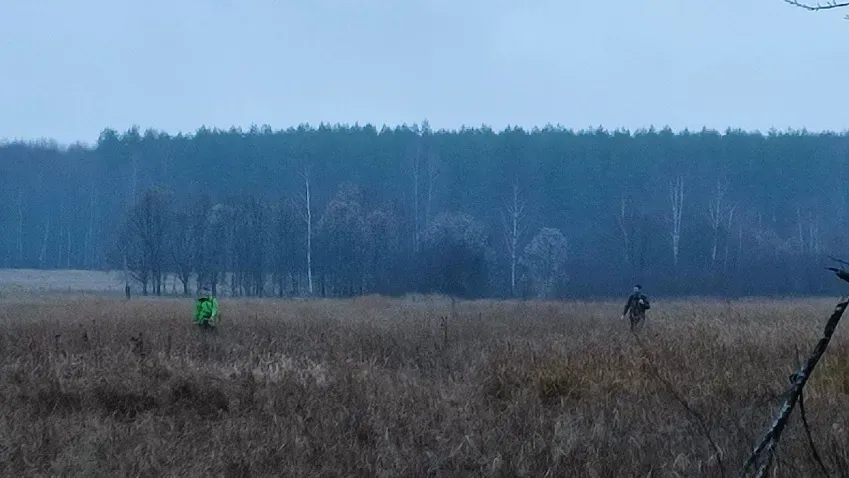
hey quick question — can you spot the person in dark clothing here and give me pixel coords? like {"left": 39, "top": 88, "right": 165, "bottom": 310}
{"left": 621, "top": 284, "right": 650, "bottom": 330}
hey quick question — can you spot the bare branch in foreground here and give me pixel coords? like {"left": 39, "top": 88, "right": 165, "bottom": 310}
{"left": 826, "top": 254, "right": 849, "bottom": 268}
{"left": 784, "top": 0, "right": 849, "bottom": 10}
{"left": 738, "top": 267, "right": 849, "bottom": 478}
{"left": 793, "top": 346, "right": 829, "bottom": 477}
{"left": 798, "top": 384, "right": 829, "bottom": 477}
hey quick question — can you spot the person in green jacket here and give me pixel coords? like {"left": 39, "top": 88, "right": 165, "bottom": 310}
{"left": 194, "top": 288, "right": 220, "bottom": 330}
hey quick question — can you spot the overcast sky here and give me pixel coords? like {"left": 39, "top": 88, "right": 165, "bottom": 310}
{"left": 1, "top": 0, "right": 847, "bottom": 145}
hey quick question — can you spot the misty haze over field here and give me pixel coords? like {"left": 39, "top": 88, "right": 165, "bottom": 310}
{"left": 1, "top": 1, "right": 848, "bottom": 299}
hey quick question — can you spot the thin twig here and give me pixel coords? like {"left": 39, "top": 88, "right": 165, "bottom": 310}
{"left": 799, "top": 388, "right": 829, "bottom": 476}
{"left": 793, "top": 346, "right": 830, "bottom": 477}
{"left": 827, "top": 255, "right": 849, "bottom": 268}
{"left": 631, "top": 331, "right": 727, "bottom": 477}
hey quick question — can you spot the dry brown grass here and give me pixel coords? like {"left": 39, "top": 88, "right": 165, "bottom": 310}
{"left": 1, "top": 295, "right": 849, "bottom": 476}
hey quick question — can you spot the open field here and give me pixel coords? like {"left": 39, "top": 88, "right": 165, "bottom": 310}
{"left": 1, "top": 296, "right": 849, "bottom": 476}
{"left": 0, "top": 269, "right": 125, "bottom": 296}
{"left": 0, "top": 268, "right": 245, "bottom": 298}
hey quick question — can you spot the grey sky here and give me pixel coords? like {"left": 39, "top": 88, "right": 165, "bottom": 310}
{"left": 1, "top": 0, "right": 847, "bottom": 145}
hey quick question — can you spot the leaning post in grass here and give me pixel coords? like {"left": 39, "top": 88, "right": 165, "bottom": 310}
{"left": 737, "top": 259, "right": 849, "bottom": 477}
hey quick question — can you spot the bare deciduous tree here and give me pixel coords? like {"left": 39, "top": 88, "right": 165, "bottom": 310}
{"left": 169, "top": 206, "right": 196, "bottom": 295}
{"left": 38, "top": 215, "right": 50, "bottom": 269}
{"left": 795, "top": 206, "right": 821, "bottom": 255}
{"left": 501, "top": 179, "right": 526, "bottom": 297}
{"left": 723, "top": 205, "right": 736, "bottom": 272}
{"left": 521, "top": 227, "right": 569, "bottom": 299}
{"left": 271, "top": 198, "right": 301, "bottom": 297}
{"left": 409, "top": 137, "right": 422, "bottom": 254}
{"left": 617, "top": 195, "right": 637, "bottom": 266}
{"left": 708, "top": 180, "right": 735, "bottom": 271}
{"left": 425, "top": 148, "right": 440, "bottom": 230}
{"left": 669, "top": 176, "right": 685, "bottom": 267}
{"left": 299, "top": 166, "right": 314, "bottom": 295}
{"left": 422, "top": 212, "right": 491, "bottom": 298}
{"left": 16, "top": 188, "right": 23, "bottom": 265}
{"left": 203, "top": 202, "right": 233, "bottom": 296}
{"left": 365, "top": 207, "right": 400, "bottom": 294}
{"left": 189, "top": 195, "right": 215, "bottom": 295}
{"left": 118, "top": 188, "right": 172, "bottom": 295}
{"left": 83, "top": 189, "right": 97, "bottom": 269}
{"left": 231, "top": 196, "right": 268, "bottom": 297}
{"left": 317, "top": 183, "right": 367, "bottom": 296}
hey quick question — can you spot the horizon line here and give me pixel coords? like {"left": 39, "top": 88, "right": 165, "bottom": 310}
{"left": 3, "top": 120, "right": 849, "bottom": 149}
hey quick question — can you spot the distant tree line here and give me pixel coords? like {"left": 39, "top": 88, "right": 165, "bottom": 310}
{"left": 1, "top": 123, "right": 848, "bottom": 298}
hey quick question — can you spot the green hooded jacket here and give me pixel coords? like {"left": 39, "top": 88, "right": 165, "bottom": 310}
{"left": 194, "top": 296, "right": 219, "bottom": 325}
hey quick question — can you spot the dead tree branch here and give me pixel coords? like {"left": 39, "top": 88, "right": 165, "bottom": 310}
{"left": 738, "top": 262, "right": 849, "bottom": 477}
{"left": 798, "top": 382, "right": 829, "bottom": 477}
{"left": 785, "top": 0, "right": 849, "bottom": 18}
{"left": 785, "top": 0, "right": 849, "bottom": 11}
{"left": 828, "top": 254, "right": 849, "bottom": 270}
{"left": 793, "top": 346, "right": 830, "bottom": 477}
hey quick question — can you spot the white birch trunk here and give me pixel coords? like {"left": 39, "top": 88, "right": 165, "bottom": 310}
{"left": 669, "top": 176, "right": 685, "bottom": 266}
{"left": 501, "top": 180, "right": 525, "bottom": 297}
{"left": 426, "top": 149, "right": 439, "bottom": 230}
{"left": 723, "top": 205, "right": 736, "bottom": 271}
{"left": 85, "top": 191, "right": 95, "bottom": 268}
{"left": 301, "top": 167, "right": 314, "bottom": 295}
{"left": 39, "top": 216, "right": 51, "bottom": 269}
{"left": 795, "top": 207, "right": 820, "bottom": 255}
{"left": 17, "top": 188, "right": 23, "bottom": 264}
{"left": 131, "top": 153, "right": 138, "bottom": 202}
{"left": 412, "top": 141, "right": 421, "bottom": 253}
{"left": 617, "top": 196, "right": 631, "bottom": 265}
{"left": 708, "top": 181, "right": 733, "bottom": 271}
{"left": 123, "top": 253, "right": 129, "bottom": 290}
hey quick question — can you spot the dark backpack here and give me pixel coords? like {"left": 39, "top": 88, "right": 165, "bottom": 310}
{"left": 640, "top": 294, "right": 650, "bottom": 310}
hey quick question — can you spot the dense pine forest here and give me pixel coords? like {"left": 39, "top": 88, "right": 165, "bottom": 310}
{"left": 1, "top": 123, "right": 847, "bottom": 298}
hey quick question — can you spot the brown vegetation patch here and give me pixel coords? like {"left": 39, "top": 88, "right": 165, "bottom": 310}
{"left": 25, "top": 380, "right": 85, "bottom": 417}
{"left": 167, "top": 377, "right": 230, "bottom": 419}
{"left": 1, "top": 296, "right": 848, "bottom": 476}
{"left": 534, "top": 358, "right": 586, "bottom": 404}
{"left": 93, "top": 386, "right": 159, "bottom": 419}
